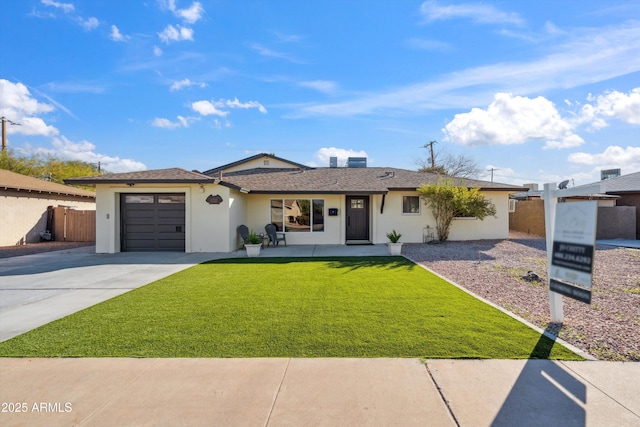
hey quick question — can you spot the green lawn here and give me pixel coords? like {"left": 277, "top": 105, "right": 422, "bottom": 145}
{"left": 0, "top": 257, "right": 582, "bottom": 359}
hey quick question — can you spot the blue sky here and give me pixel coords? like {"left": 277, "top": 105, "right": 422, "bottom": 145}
{"left": 1, "top": 0, "right": 639, "bottom": 187}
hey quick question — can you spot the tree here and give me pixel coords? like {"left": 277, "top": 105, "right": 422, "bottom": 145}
{"left": 416, "top": 147, "right": 480, "bottom": 178}
{"left": 417, "top": 178, "right": 497, "bottom": 242}
{"left": 0, "top": 149, "right": 101, "bottom": 190}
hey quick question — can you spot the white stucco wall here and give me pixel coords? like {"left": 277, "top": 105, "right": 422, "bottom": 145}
{"left": 374, "top": 190, "right": 511, "bottom": 243}
{"left": 94, "top": 183, "right": 232, "bottom": 253}
{"left": 220, "top": 156, "right": 301, "bottom": 173}
{"left": 1, "top": 190, "right": 95, "bottom": 246}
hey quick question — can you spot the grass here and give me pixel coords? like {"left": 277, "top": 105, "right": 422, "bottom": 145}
{"left": 0, "top": 257, "right": 582, "bottom": 359}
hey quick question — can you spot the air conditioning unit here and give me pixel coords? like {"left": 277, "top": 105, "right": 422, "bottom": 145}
{"left": 508, "top": 199, "right": 517, "bottom": 213}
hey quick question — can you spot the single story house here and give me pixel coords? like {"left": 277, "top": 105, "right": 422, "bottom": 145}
{"left": 65, "top": 153, "right": 526, "bottom": 253}
{"left": 1, "top": 169, "right": 96, "bottom": 246}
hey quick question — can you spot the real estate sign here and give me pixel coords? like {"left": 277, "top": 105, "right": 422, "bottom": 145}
{"left": 549, "top": 201, "right": 598, "bottom": 304}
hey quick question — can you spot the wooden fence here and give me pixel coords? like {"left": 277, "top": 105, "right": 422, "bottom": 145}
{"left": 53, "top": 207, "right": 96, "bottom": 242}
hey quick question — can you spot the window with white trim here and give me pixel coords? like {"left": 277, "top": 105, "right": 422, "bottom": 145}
{"left": 402, "top": 195, "right": 421, "bottom": 215}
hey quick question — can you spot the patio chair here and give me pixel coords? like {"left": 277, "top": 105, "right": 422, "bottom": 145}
{"left": 265, "top": 223, "right": 286, "bottom": 247}
{"left": 238, "top": 225, "right": 250, "bottom": 247}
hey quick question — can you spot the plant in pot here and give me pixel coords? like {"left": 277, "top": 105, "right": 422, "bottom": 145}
{"left": 245, "top": 231, "right": 262, "bottom": 257}
{"left": 386, "top": 230, "right": 403, "bottom": 255}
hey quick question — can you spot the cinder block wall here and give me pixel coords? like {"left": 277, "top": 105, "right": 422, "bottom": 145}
{"left": 509, "top": 200, "right": 546, "bottom": 237}
{"left": 597, "top": 206, "right": 636, "bottom": 239}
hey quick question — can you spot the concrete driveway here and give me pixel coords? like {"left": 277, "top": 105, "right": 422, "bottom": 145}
{"left": 0, "top": 247, "right": 225, "bottom": 342}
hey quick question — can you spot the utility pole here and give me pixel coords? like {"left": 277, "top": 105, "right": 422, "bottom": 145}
{"left": 487, "top": 167, "right": 499, "bottom": 182}
{"left": 1, "top": 117, "right": 22, "bottom": 153}
{"left": 423, "top": 140, "right": 437, "bottom": 168}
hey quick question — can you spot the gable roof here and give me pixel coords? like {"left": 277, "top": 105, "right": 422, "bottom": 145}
{"left": 1, "top": 169, "right": 95, "bottom": 198}
{"left": 203, "top": 153, "right": 309, "bottom": 175}
{"left": 213, "top": 167, "right": 526, "bottom": 194}
{"left": 574, "top": 171, "right": 640, "bottom": 194}
{"left": 65, "top": 168, "right": 214, "bottom": 185}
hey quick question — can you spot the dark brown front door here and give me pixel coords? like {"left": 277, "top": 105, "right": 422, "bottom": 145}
{"left": 346, "top": 196, "right": 369, "bottom": 241}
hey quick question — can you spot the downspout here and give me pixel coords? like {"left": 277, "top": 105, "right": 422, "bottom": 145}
{"left": 380, "top": 193, "right": 386, "bottom": 214}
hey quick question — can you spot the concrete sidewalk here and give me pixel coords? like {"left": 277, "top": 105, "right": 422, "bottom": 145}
{"left": 1, "top": 358, "right": 638, "bottom": 426}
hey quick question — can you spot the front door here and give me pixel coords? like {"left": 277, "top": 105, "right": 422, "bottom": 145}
{"left": 346, "top": 196, "right": 369, "bottom": 241}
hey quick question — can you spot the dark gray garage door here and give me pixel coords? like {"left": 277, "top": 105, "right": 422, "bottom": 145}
{"left": 121, "top": 193, "right": 186, "bottom": 252}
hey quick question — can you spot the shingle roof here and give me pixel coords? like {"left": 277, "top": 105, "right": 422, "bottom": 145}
{"left": 214, "top": 167, "right": 526, "bottom": 194}
{"left": 203, "top": 153, "right": 309, "bottom": 175}
{"left": 575, "top": 171, "right": 640, "bottom": 194}
{"left": 65, "top": 168, "right": 214, "bottom": 185}
{"left": 64, "top": 163, "right": 526, "bottom": 193}
{"left": 1, "top": 169, "right": 95, "bottom": 198}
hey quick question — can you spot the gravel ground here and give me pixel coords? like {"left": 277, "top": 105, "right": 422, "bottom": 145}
{"left": 404, "top": 232, "right": 640, "bottom": 361}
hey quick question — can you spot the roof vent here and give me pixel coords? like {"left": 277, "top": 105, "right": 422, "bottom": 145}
{"left": 330, "top": 157, "right": 338, "bottom": 168}
{"left": 346, "top": 157, "right": 366, "bottom": 168}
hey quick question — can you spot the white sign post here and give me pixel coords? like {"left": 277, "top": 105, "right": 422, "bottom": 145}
{"left": 542, "top": 182, "right": 602, "bottom": 323}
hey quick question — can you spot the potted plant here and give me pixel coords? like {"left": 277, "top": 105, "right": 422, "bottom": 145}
{"left": 245, "top": 231, "right": 262, "bottom": 257}
{"left": 386, "top": 230, "right": 403, "bottom": 255}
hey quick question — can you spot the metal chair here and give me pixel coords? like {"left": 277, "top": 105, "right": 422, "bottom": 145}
{"left": 238, "top": 225, "right": 250, "bottom": 247}
{"left": 265, "top": 223, "right": 286, "bottom": 247}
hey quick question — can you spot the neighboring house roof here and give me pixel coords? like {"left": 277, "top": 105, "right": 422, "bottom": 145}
{"left": 510, "top": 190, "right": 618, "bottom": 200}
{"left": 65, "top": 168, "right": 214, "bottom": 185}
{"left": 1, "top": 169, "right": 95, "bottom": 198}
{"left": 203, "top": 153, "right": 309, "bottom": 175}
{"left": 574, "top": 171, "right": 640, "bottom": 194}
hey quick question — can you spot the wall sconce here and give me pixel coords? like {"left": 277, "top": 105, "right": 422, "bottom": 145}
{"left": 199, "top": 184, "right": 205, "bottom": 193}
{"left": 206, "top": 194, "right": 223, "bottom": 204}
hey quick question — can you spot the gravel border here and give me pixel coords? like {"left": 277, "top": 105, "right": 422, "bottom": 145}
{"left": 403, "top": 232, "right": 640, "bottom": 361}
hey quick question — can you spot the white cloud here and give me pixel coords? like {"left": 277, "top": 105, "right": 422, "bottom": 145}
{"left": 152, "top": 115, "right": 197, "bottom": 128}
{"left": 191, "top": 100, "right": 228, "bottom": 117}
{"left": 80, "top": 16, "right": 99, "bottom": 31}
{"left": 170, "top": 78, "right": 206, "bottom": 91}
{"left": 225, "top": 97, "right": 267, "bottom": 113}
{"left": 580, "top": 88, "right": 640, "bottom": 127}
{"left": 41, "top": 0, "right": 74, "bottom": 13}
{"left": 175, "top": 2, "right": 204, "bottom": 24}
{"left": 0, "top": 79, "right": 58, "bottom": 137}
{"left": 153, "top": 45, "right": 163, "bottom": 56}
{"left": 158, "top": 24, "right": 194, "bottom": 44}
{"left": 442, "top": 93, "right": 582, "bottom": 149}
{"left": 159, "top": 0, "right": 204, "bottom": 24}
{"left": 420, "top": 0, "right": 523, "bottom": 25}
{"left": 568, "top": 146, "right": 640, "bottom": 171}
{"left": 313, "top": 147, "right": 368, "bottom": 167}
{"left": 191, "top": 98, "right": 267, "bottom": 117}
{"left": 109, "top": 25, "right": 128, "bottom": 42}
{"left": 298, "top": 80, "right": 338, "bottom": 95}
{"left": 32, "top": 136, "right": 146, "bottom": 173}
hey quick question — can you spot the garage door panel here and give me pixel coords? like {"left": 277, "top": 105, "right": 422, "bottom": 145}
{"left": 121, "top": 193, "right": 186, "bottom": 252}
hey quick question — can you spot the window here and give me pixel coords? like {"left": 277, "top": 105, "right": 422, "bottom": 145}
{"left": 402, "top": 195, "right": 420, "bottom": 215}
{"left": 271, "top": 199, "right": 324, "bottom": 232}
{"left": 158, "top": 195, "right": 185, "bottom": 204}
{"left": 351, "top": 199, "right": 364, "bottom": 209}
{"left": 125, "top": 195, "right": 154, "bottom": 203}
